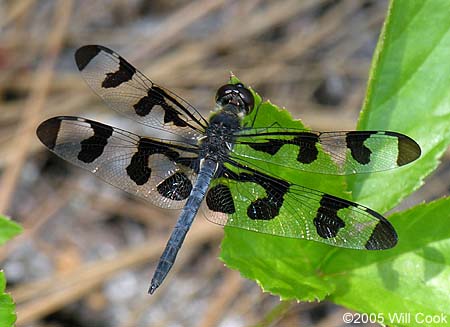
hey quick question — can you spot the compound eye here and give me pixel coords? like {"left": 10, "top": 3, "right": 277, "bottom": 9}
{"left": 236, "top": 84, "right": 254, "bottom": 113}
{"left": 215, "top": 84, "right": 236, "bottom": 102}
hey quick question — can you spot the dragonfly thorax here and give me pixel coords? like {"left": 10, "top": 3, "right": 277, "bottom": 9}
{"left": 200, "top": 110, "right": 241, "bottom": 162}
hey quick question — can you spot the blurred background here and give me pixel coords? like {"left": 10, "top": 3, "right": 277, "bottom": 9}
{"left": 0, "top": 0, "right": 448, "bottom": 326}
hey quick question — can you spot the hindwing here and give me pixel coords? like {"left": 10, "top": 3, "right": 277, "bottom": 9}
{"left": 37, "top": 116, "right": 199, "bottom": 209}
{"left": 203, "top": 162, "right": 397, "bottom": 250}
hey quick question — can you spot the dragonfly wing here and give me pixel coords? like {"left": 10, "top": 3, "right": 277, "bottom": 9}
{"left": 37, "top": 116, "right": 200, "bottom": 209}
{"left": 232, "top": 128, "right": 421, "bottom": 175}
{"left": 75, "top": 45, "right": 207, "bottom": 142}
{"left": 203, "top": 162, "right": 397, "bottom": 250}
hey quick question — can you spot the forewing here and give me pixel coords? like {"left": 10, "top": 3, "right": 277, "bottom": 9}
{"left": 74, "top": 45, "right": 207, "bottom": 141}
{"left": 203, "top": 163, "right": 397, "bottom": 250}
{"left": 232, "top": 128, "right": 421, "bottom": 175}
{"left": 36, "top": 116, "right": 199, "bottom": 209}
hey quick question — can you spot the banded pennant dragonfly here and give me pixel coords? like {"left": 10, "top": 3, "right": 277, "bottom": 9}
{"left": 36, "top": 45, "right": 421, "bottom": 294}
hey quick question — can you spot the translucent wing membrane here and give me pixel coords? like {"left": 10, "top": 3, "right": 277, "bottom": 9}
{"left": 74, "top": 45, "right": 207, "bottom": 142}
{"left": 232, "top": 128, "right": 421, "bottom": 175}
{"left": 203, "top": 162, "right": 397, "bottom": 250}
{"left": 37, "top": 116, "right": 200, "bottom": 209}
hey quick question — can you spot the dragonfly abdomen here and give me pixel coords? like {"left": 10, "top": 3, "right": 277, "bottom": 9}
{"left": 148, "top": 159, "right": 218, "bottom": 294}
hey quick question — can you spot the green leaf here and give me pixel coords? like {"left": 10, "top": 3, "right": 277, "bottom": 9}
{"left": 330, "top": 197, "right": 450, "bottom": 325}
{"left": 0, "top": 215, "right": 22, "bottom": 246}
{"left": 0, "top": 215, "right": 21, "bottom": 327}
{"left": 230, "top": 76, "right": 347, "bottom": 198}
{"left": 221, "top": 0, "right": 450, "bottom": 316}
{"left": 0, "top": 271, "right": 16, "bottom": 327}
{"left": 222, "top": 197, "right": 450, "bottom": 320}
{"left": 221, "top": 81, "right": 350, "bottom": 301}
{"left": 348, "top": 0, "right": 450, "bottom": 212}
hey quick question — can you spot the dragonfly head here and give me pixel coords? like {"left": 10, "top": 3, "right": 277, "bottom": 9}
{"left": 215, "top": 83, "right": 254, "bottom": 116}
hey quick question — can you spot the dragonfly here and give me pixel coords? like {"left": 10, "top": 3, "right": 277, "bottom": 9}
{"left": 36, "top": 45, "right": 421, "bottom": 294}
